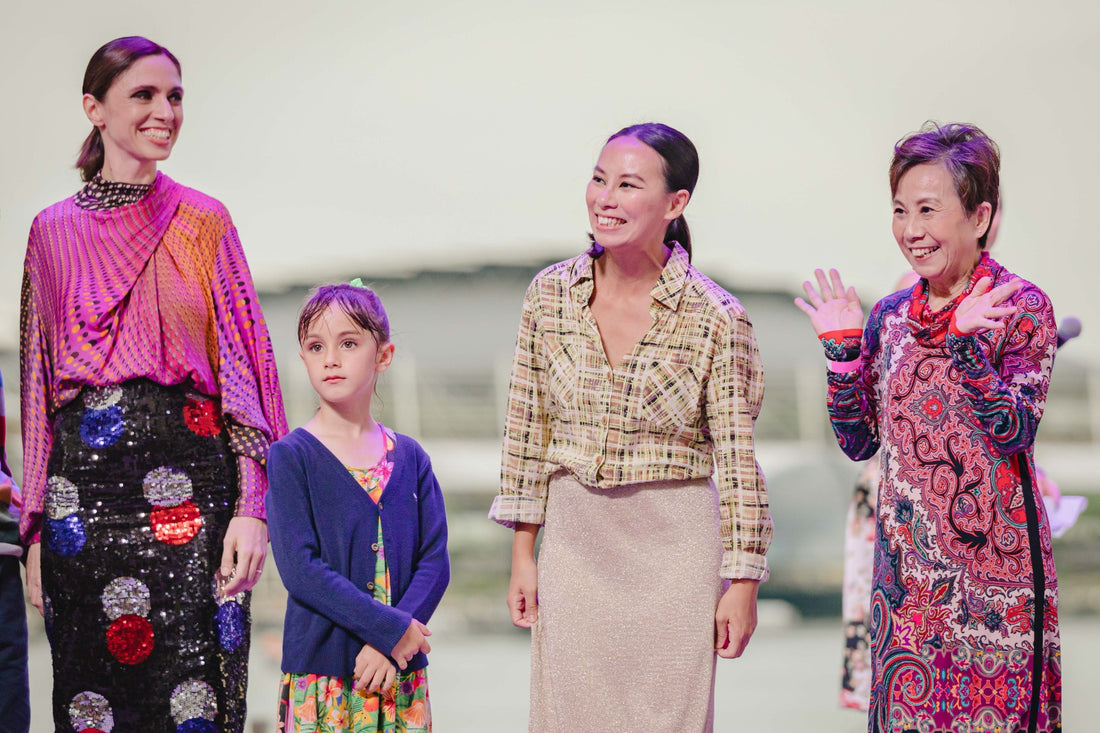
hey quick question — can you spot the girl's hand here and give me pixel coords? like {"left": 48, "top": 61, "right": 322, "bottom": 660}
{"left": 353, "top": 643, "right": 397, "bottom": 694}
{"left": 716, "top": 579, "right": 759, "bottom": 659}
{"left": 794, "top": 269, "right": 864, "bottom": 336}
{"left": 390, "top": 619, "right": 432, "bottom": 670}
{"left": 219, "top": 516, "right": 268, "bottom": 597}
{"left": 26, "top": 542, "right": 44, "bottom": 615}
{"left": 953, "top": 277, "right": 1021, "bottom": 335}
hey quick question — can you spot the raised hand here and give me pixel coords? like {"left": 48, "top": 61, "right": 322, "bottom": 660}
{"left": 953, "top": 277, "right": 1021, "bottom": 335}
{"left": 794, "top": 269, "right": 864, "bottom": 336}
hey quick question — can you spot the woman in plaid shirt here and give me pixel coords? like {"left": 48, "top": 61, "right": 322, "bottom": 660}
{"left": 491, "top": 123, "right": 772, "bottom": 732}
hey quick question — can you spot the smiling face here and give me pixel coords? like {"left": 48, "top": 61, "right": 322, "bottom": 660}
{"left": 891, "top": 162, "right": 992, "bottom": 301}
{"left": 83, "top": 53, "right": 183, "bottom": 183}
{"left": 299, "top": 305, "right": 394, "bottom": 412}
{"left": 585, "top": 136, "right": 689, "bottom": 255}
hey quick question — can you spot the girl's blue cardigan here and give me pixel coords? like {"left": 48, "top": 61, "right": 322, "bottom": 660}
{"left": 266, "top": 427, "right": 449, "bottom": 675}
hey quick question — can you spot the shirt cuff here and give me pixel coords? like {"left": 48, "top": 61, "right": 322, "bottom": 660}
{"left": 720, "top": 550, "right": 769, "bottom": 582}
{"left": 234, "top": 455, "right": 268, "bottom": 519}
{"left": 819, "top": 329, "right": 863, "bottom": 362}
{"left": 488, "top": 493, "right": 547, "bottom": 529}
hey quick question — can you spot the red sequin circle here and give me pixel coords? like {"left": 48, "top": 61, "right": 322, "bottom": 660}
{"left": 106, "top": 614, "right": 154, "bottom": 664}
{"left": 151, "top": 502, "right": 203, "bottom": 545}
{"left": 183, "top": 397, "right": 223, "bottom": 437}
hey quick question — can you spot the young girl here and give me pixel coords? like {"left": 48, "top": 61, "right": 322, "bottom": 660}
{"left": 267, "top": 282, "right": 449, "bottom": 732}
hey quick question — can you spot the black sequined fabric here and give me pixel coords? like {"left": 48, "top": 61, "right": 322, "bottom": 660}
{"left": 41, "top": 379, "right": 250, "bottom": 733}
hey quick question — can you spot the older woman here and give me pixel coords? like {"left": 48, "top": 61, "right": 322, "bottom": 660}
{"left": 491, "top": 123, "right": 772, "bottom": 731}
{"left": 21, "top": 37, "right": 286, "bottom": 731}
{"left": 797, "top": 123, "right": 1061, "bottom": 731}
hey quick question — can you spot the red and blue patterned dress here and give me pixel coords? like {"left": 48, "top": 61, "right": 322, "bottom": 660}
{"left": 825, "top": 254, "right": 1061, "bottom": 732}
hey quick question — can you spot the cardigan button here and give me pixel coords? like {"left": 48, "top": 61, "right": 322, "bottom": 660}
{"left": 366, "top": 581, "right": 375, "bottom": 591}
{"left": 371, "top": 542, "right": 379, "bottom": 552}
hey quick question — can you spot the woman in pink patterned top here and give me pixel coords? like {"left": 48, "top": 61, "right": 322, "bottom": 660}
{"left": 20, "top": 36, "right": 286, "bottom": 732}
{"left": 797, "top": 123, "right": 1061, "bottom": 732}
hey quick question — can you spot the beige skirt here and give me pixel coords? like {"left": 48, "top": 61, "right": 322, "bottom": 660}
{"left": 530, "top": 470, "right": 725, "bottom": 732}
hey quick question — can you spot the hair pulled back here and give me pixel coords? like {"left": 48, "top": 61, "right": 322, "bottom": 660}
{"left": 76, "top": 36, "right": 181, "bottom": 182}
{"left": 606, "top": 122, "right": 699, "bottom": 260}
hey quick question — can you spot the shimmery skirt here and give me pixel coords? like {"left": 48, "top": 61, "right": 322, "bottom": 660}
{"left": 531, "top": 471, "right": 724, "bottom": 732}
{"left": 41, "top": 379, "right": 250, "bottom": 733}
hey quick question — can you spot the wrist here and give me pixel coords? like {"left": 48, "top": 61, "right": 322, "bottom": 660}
{"left": 819, "top": 329, "right": 862, "bottom": 361}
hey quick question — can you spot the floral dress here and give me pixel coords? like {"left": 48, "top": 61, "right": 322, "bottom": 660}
{"left": 277, "top": 427, "right": 431, "bottom": 733}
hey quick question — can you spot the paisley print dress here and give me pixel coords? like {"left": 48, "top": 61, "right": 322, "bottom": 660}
{"left": 826, "top": 254, "right": 1061, "bottom": 733}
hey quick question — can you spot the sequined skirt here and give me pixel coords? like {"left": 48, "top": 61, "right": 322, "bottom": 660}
{"left": 41, "top": 379, "right": 249, "bottom": 733}
{"left": 531, "top": 471, "right": 724, "bottom": 732}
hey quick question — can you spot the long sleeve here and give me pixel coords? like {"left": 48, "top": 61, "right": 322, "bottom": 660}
{"left": 18, "top": 256, "right": 52, "bottom": 544}
{"left": 211, "top": 224, "right": 288, "bottom": 518}
{"left": 705, "top": 310, "right": 772, "bottom": 580}
{"left": 266, "top": 441, "right": 411, "bottom": 656}
{"left": 490, "top": 282, "right": 553, "bottom": 527}
{"left": 946, "top": 282, "right": 1056, "bottom": 456}
{"left": 394, "top": 448, "right": 450, "bottom": 624}
{"left": 826, "top": 310, "right": 883, "bottom": 462}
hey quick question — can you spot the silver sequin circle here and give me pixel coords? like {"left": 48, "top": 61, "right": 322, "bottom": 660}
{"left": 101, "top": 577, "right": 151, "bottom": 621}
{"left": 170, "top": 679, "right": 217, "bottom": 724}
{"left": 83, "top": 385, "right": 124, "bottom": 410}
{"left": 142, "top": 466, "right": 193, "bottom": 508}
{"left": 69, "top": 690, "right": 114, "bottom": 731}
{"left": 45, "top": 476, "right": 80, "bottom": 519}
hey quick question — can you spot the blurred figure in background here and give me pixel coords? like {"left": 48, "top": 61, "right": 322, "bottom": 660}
{"left": 0, "top": 368, "right": 30, "bottom": 733}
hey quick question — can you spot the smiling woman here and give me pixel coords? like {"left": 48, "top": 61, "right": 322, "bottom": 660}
{"left": 20, "top": 36, "right": 287, "bottom": 732}
{"left": 796, "top": 123, "right": 1062, "bottom": 732}
{"left": 491, "top": 122, "right": 772, "bottom": 731}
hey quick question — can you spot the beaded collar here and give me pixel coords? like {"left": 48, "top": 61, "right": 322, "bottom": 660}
{"left": 74, "top": 173, "right": 154, "bottom": 211}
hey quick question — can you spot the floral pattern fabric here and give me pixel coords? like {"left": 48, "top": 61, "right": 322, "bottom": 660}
{"left": 277, "top": 427, "right": 430, "bottom": 732}
{"left": 826, "top": 256, "right": 1061, "bottom": 732}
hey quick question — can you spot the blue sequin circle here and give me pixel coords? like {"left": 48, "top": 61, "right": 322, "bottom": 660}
{"left": 80, "top": 405, "right": 125, "bottom": 449}
{"left": 177, "top": 719, "right": 218, "bottom": 733}
{"left": 45, "top": 514, "right": 86, "bottom": 556}
{"left": 215, "top": 601, "right": 245, "bottom": 651}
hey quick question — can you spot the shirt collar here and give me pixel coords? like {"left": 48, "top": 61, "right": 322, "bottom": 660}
{"left": 569, "top": 242, "right": 691, "bottom": 312}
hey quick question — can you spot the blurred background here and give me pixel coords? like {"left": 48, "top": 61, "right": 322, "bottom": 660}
{"left": 2, "top": 1, "right": 1098, "bottom": 730}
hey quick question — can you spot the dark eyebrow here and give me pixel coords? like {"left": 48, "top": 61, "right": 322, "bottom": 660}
{"left": 129, "top": 84, "right": 184, "bottom": 95}
{"left": 592, "top": 165, "right": 645, "bottom": 182}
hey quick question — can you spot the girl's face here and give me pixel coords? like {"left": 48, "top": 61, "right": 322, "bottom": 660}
{"left": 585, "top": 136, "right": 689, "bottom": 254}
{"left": 299, "top": 306, "right": 394, "bottom": 411}
{"left": 83, "top": 53, "right": 183, "bottom": 182}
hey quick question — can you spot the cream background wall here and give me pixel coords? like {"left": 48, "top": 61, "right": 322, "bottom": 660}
{"left": 2, "top": 0, "right": 1097, "bottom": 356}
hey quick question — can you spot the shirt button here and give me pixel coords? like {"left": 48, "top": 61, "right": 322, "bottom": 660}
{"left": 371, "top": 542, "right": 379, "bottom": 552}
{"left": 377, "top": 502, "right": 383, "bottom": 511}
{"left": 593, "top": 455, "right": 604, "bottom": 467}
{"left": 366, "top": 581, "right": 376, "bottom": 591}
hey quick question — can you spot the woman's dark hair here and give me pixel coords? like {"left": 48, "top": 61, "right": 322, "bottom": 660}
{"left": 597, "top": 122, "right": 700, "bottom": 260}
{"left": 297, "top": 283, "right": 390, "bottom": 347}
{"left": 890, "top": 121, "right": 1000, "bottom": 249}
{"left": 76, "top": 37, "right": 182, "bottom": 182}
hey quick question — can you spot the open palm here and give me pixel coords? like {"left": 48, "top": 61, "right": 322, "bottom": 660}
{"left": 794, "top": 268, "right": 864, "bottom": 336}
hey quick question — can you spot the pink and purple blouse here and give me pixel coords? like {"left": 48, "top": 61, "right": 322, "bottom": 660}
{"left": 19, "top": 172, "right": 287, "bottom": 543}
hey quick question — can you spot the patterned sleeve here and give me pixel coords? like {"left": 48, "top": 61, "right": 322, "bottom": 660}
{"left": 489, "top": 281, "right": 552, "bottom": 528}
{"left": 706, "top": 309, "right": 772, "bottom": 580}
{"left": 826, "top": 306, "right": 882, "bottom": 462}
{"left": 946, "top": 281, "right": 1056, "bottom": 456}
{"left": 211, "top": 222, "right": 289, "bottom": 518}
{"left": 18, "top": 252, "right": 52, "bottom": 544}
